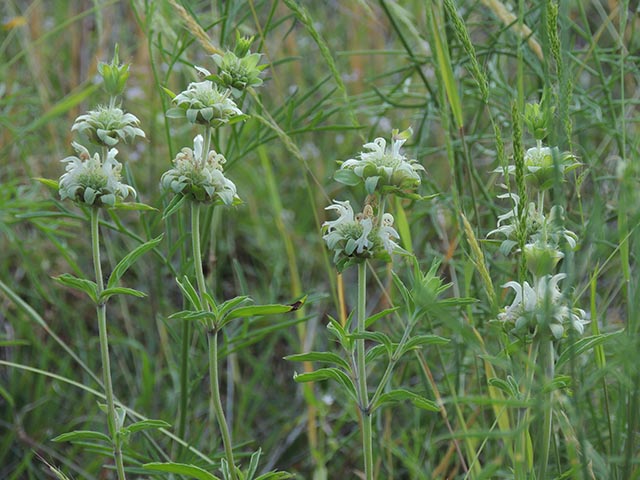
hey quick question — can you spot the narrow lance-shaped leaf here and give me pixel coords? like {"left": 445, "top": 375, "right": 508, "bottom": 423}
{"left": 124, "top": 419, "right": 171, "bottom": 434}
{"left": 52, "top": 430, "right": 111, "bottom": 444}
{"left": 225, "top": 296, "right": 306, "bottom": 321}
{"left": 176, "top": 276, "right": 202, "bottom": 310}
{"left": 285, "top": 351, "right": 352, "bottom": 371}
{"left": 143, "top": 462, "right": 221, "bottom": 480}
{"left": 99, "top": 287, "right": 147, "bottom": 303}
{"left": 293, "top": 368, "right": 357, "bottom": 401}
{"left": 373, "top": 389, "right": 439, "bottom": 413}
{"left": 107, "top": 235, "right": 163, "bottom": 289}
{"left": 53, "top": 274, "right": 98, "bottom": 304}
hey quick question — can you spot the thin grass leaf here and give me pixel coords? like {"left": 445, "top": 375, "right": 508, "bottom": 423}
{"left": 285, "top": 352, "right": 351, "bottom": 372}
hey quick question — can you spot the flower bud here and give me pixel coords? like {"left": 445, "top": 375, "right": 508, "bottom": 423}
{"left": 98, "top": 45, "right": 130, "bottom": 98}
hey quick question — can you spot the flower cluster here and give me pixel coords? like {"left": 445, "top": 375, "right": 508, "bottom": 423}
{"left": 59, "top": 143, "right": 135, "bottom": 207}
{"left": 335, "top": 128, "right": 424, "bottom": 195}
{"left": 72, "top": 106, "right": 145, "bottom": 147}
{"left": 58, "top": 47, "right": 143, "bottom": 207}
{"left": 496, "top": 145, "right": 579, "bottom": 190}
{"left": 322, "top": 200, "right": 399, "bottom": 271}
{"left": 160, "top": 135, "right": 237, "bottom": 204}
{"left": 499, "top": 274, "right": 587, "bottom": 339}
{"left": 493, "top": 101, "right": 586, "bottom": 339}
{"left": 323, "top": 128, "right": 423, "bottom": 271}
{"left": 166, "top": 78, "right": 244, "bottom": 126}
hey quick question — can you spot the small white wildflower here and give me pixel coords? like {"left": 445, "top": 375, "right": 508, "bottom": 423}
{"left": 337, "top": 128, "right": 424, "bottom": 195}
{"left": 495, "top": 145, "right": 580, "bottom": 190}
{"left": 322, "top": 200, "right": 399, "bottom": 271}
{"left": 498, "top": 274, "right": 588, "bottom": 339}
{"left": 166, "top": 72, "right": 244, "bottom": 126}
{"left": 59, "top": 143, "right": 135, "bottom": 207}
{"left": 160, "top": 134, "right": 238, "bottom": 204}
{"left": 72, "top": 106, "right": 145, "bottom": 147}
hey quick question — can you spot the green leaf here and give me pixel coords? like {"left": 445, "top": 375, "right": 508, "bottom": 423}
{"left": 161, "top": 86, "right": 177, "bottom": 99}
{"left": 99, "top": 287, "right": 147, "bottom": 302}
{"left": 351, "top": 331, "right": 393, "bottom": 355}
{"left": 487, "top": 377, "right": 518, "bottom": 398}
{"left": 226, "top": 302, "right": 301, "bottom": 321}
{"left": 365, "top": 344, "right": 389, "bottom": 363}
{"left": 396, "top": 334, "right": 450, "bottom": 358}
{"left": 255, "top": 473, "right": 295, "bottom": 480}
{"left": 143, "top": 462, "right": 221, "bottom": 480}
{"left": 168, "top": 310, "right": 216, "bottom": 324}
{"left": 216, "top": 295, "right": 251, "bottom": 318}
{"left": 326, "top": 315, "right": 353, "bottom": 351}
{"left": 52, "top": 430, "right": 111, "bottom": 444}
{"left": 543, "top": 375, "right": 572, "bottom": 393}
{"left": 109, "top": 202, "right": 158, "bottom": 212}
{"left": 555, "top": 331, "right": 623, "bottom": 370}
{"left": 107, "top": 235, "right": 163, "bottom": 289}
{"left": 125, "top": 419, "right": 171, "bottom": 434}
{"left": 176, "top": 276, "right": 202, "bottom": 310}
{"left": 293, "top": 368, "right": 357, "bottom": 401}
{"left": 34, "top": 177, "right": 59, "bottom": 190}
{"left": 365, "top": 307, "right": 400, "bottom": 328}
{"left": 285, "top": 352, "right": 351, "bottom": 371}
{"left": 53, "top": 274, "right": 98, "bottom": 304}
{"left": 373, "top": 389, "right": 439, "bottom": 413}
{"left": 163, "top": 194, "right": 186, "bottom": 219}
{"left": 333, "top": 168, "right": 360, "bottom": 186}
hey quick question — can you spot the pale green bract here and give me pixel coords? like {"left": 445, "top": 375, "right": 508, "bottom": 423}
{"left": 59, "top": 143, "right": 135, "bottom": 207}
{"left": 72, "top": 106, "right": 145, "bottom": 147}
{"left": 167, "top": 75, "right": 243, "bottom": 126}
{"left": 160, "top": 134, "right": 238, "bottom": 205}
{"left": 211, "top": 50, "right": 264, "bottom": 94}
{"left": 498, "top": 274, "right": 588, "bottom": 339}
{"left": 495, "top": 145, "right": 580, "bottom": 190}
{"left": 337, "top": 128, "right": 424, "bottom": 195}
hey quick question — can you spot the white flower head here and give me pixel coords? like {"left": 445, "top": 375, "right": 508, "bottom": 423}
{"left": 494, "top": 144, "right": 580, "bottom": 191}
{"left": 498, "top": 274, "right": 588, "bottom": 339}
{"left": 322, "top": 200, "right": 399, "bottom": 271}
{"left": 59, "top": 143, "right": 136, "bottom": 207}
{"left": 160, "top": 134, "right": 238, "bottom": 205}
{"left": 337, "top": 128, "right": 425, "bottom": 195}
{"left": 72, "top": 105, "right": 145, "bottom": 147}
{"left": 167, "top": 72, "right": 244, "bottom": 127}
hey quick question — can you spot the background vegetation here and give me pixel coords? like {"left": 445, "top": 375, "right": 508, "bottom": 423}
{"left": 1, "top": 0, "right": 638, "bottom": 478}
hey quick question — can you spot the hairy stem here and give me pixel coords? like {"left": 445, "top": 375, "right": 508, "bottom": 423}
{"left": 91, "top": 207, "right": 126, "bottom": 480}
{"left": 356, "top": 262, "right": 373, "bottom": 479}
{"left": 537, "top": 337, "right": 555, "bottom": 480}
{"left": 192, "top": 201, "right": 237, "bottom": 480}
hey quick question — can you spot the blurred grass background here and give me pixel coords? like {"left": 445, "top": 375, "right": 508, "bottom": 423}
{"left": 1, "top": 0, "right": 639, "bottom": 478}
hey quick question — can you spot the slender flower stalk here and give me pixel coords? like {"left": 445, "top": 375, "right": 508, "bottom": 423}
{"left": 191, "top": 202, "right": 238, "bottom": 480}
{"left": 91, "top": 207, "right": 126, "bottom": 480}
{"left": 355, "top": 262, "right": 373, "bottom": 480}
{"left": 537, "top": 335, "right": 555, "bottom": 480}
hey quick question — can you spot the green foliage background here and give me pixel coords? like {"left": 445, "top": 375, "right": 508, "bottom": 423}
{"left": 1, "top": 0, "right": 639, "bottom": 478}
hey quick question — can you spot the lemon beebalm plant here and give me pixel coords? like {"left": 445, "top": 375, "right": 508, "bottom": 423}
{"left": 288, "top": 128, "right": 456, "bottom": 480}
{"left": 47, "top": 47, "right": 168, "bottom": 480}
{"left": 144, "top": 61, "right": 297, "bottom": 480}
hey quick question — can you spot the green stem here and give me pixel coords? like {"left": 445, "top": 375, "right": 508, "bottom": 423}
{"left": 91, "top": 207, "right": 126, "bottom": 480}
{"left": 191, "top": 201, "right": 237, "bottom": 480}
{"left": 356, "top": 262, "right": 373, "bottom": 480}
{"left": 191, "top": 203, "right": 207, "bottom": 299}
{"left": 202, "top": 125, "right": 212, "bottom": 166}
{"left": 537, "top": 336, "right": 554, "bottom": 480}
{"left": 209, "top": 330, "right": 237, "bottom": 479}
